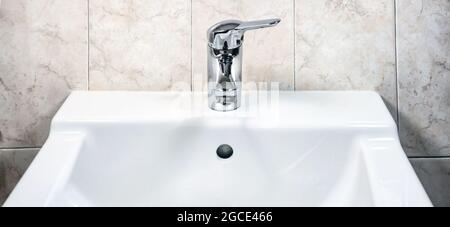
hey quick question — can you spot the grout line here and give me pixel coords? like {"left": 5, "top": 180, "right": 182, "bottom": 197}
{"left": 0, "top": 147, "right": 41, "bottom": 151}
{"left": 87, "top": 0, "right": 90, "bottom": 91}
{"left": 394, "top": 0, "right": 400, "bottom": 128}
{"left": 190, "top": 0, "right": 193, "bottom": 92}
{"left": 293, "top": 0, "right": 296, "bottom": 91}
{"left": 409, "top": 156, "right": 450, "bottom": 160}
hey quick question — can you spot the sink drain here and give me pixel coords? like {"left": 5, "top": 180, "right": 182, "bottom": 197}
{"left": 217, "top": 144, "right": 234, "bottom": 159}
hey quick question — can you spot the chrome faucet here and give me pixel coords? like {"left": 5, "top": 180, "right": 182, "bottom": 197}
{"left": 207, "top": 18, "right": 281, "bottom": 112}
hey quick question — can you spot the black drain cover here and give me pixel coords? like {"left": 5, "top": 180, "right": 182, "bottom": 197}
{"left": 217, "top": 144, "right": 234, "bottom": 159}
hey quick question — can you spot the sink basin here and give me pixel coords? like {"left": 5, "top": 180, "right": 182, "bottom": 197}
{"left": 4, "top": 91, "right": 432, "bottom": 207}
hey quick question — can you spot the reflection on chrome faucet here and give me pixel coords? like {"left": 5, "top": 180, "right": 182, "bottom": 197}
{"left": 207, "top": 18, "right": 281, "bottom": 112}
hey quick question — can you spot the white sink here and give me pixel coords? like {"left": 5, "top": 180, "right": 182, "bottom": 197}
{"left": 4, "top": 91, "right": 432, "bottom": 207}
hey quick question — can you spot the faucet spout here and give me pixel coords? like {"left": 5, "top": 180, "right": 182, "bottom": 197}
{"left": 235, "top": 18, "right": 281, "bottom": 31}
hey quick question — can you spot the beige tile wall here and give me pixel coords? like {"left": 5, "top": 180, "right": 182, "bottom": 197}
{"left": 89, "top": 0, "right": 192, "bottom": 91}
{"left": 295, "top": 0, "right": 397, "bottom": 117}
{"left": 397, "top": 0, "right": 450, "bottom": 157}
{"left": 0, "top": 0, "right": 449, "bottom": 205}
{"left": 0, "top": 0, "right": 88, "bottom": 148}
{"left": 0, "top": 148, "right": 38, "bottom": 206}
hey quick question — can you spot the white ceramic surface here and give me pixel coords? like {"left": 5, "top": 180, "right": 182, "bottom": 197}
{"left": 4, "top": 91, "right": 431, "bottom": 207}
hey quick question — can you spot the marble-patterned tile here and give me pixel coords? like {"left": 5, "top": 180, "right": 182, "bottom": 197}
{"left": 410, "top": 158, "right": 450, "bottom": 207}
{"left": 0, "top": 0, "right": 88, "bottom": 148}
{"left": 192, "top": 0, "right": 295, "bottom": 91}
{"left": 0, "top": 148, "right": 39, "bottom": 206}
{"left": 89, "top": 0, "right": 192, "bottom": 91}
{"left": 397, "top": 0, "right": 450, "bottom": 157}
{"left": 295, "top": 0, "right": 397, "bottom": 117}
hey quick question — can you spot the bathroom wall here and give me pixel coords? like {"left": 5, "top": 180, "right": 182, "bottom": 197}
{"left": 0, "top": 0, "right": 448, "bottom": 206}
{"left": 0, "top": 149, "right": 38, "bottom": 203}
{"left": 397, "top": 0, "right": 450, "bottom": 206}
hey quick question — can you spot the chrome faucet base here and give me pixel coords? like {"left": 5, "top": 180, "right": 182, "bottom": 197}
{"left": 210, "top": 100, "right": 240, "bottom": 112}
{"left": 207, "top": 18, "right": 281, "bottom": 112}
{"left": 208, "top": 86, "right": 241, "bottom": 112}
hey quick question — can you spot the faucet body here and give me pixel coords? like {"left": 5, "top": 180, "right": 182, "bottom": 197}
{"left": 207, "top": 19, "right": 281, "bottom": 112}
{"left": 207, "top": 45, "right": 243, "bottom": 111}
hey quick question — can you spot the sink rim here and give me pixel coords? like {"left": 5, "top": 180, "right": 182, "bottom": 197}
{"left": 3, "top": 91, "right": 433, "bottom": 207}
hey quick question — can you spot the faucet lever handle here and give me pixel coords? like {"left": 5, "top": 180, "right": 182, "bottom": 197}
{"left": 236, "top": 18, "right": 281, "bottom": 31}
{"left": 207, "top": 18, "right": 281, "bottom": 50}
